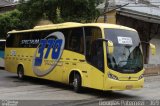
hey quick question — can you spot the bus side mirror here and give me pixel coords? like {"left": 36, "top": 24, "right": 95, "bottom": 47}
{"left": 96, "top": 38, "right": 114, "bottom": 54}
{"left": 150, "top": 43, "right": 156, "bottom": 55}
{"left": 107, "top": 40, "right": 114, "bottom": 54}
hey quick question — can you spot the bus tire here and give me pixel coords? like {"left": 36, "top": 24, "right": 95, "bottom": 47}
{"left": 17, "top": 65, "right": 24, "bottom": 79}
{"left": 73, "top": 73, "right": 81, "bottom": 93}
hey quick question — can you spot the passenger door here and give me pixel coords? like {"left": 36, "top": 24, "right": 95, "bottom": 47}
{"left": 84, "top": 27, "right": 104, "bottom": 90}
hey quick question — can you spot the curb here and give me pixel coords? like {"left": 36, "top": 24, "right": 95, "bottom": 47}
{"left": 144, "top": 73, "right": 160, "bottom": 77}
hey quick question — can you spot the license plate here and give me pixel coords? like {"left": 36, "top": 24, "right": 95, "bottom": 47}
{"left": 126, "top": 85, "right": 133, "bottom": 89}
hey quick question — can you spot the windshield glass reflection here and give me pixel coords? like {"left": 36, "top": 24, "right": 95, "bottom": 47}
{"left": 105, "top": 29, "right": 143, "bottom": 73}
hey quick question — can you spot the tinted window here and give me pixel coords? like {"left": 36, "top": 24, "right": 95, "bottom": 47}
{"left": 85, "top": 27, "right": 104, "bottom": 72}
{"left": 105, "top": 29, "right": 143, "bottom": 73}
{"left": 6, "top": 34, "right": 21, "bottom": 47}
{"left": 6, "top": 33, "right": 41, "bottom": 48}
{"left": 0, "top": 41, "right": 5, "bottom": 51}
{"left": 6, "top": 27, "right": 84, "bottom": 54}
{"left": 66, "top": 27, "right": 84, "bottom": 54}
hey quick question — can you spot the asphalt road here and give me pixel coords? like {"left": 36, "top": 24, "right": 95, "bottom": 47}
{"left": 0, "top": 69, "right": 160, "bottom": 106}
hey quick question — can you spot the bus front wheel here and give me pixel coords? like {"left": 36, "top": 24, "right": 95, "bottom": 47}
{"left": 73, "top": 74, "right": 81, "bottom": 93}
{"left": 17, "top": 65, "right": 24, "bottom": 79}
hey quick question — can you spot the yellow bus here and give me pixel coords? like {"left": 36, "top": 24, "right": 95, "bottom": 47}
{"left": 5, "top": 22, "right": 155, "bottom": 92}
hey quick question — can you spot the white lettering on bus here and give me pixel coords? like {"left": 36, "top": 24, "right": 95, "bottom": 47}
{"left": 21, "top": 39, "right": 39, "bottom": 45}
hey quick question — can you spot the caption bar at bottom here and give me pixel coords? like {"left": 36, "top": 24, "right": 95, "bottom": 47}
{"left": 99, "top": 100, "right": 160, "bottom": 106}
{"left": 0, "top": 100, "right": 160, "bottom": 106}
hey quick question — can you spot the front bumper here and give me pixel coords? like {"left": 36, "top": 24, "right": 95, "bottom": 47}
{"left": 104, "top": 78, "right": 144, "bottom": 90}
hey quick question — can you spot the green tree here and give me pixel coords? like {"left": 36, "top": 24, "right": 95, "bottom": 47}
{"left": 0, "top": 0, "right": 103, "bottom": 38}
{"left": 55, "top": 7, "right": 64, "bottom": 23}
{"left": 0, "top": 10, "right": 22, "bottom": 38}
{"left": 17, "top": 0, "right": 102, "bottom": 25}
{"left": 18, "top": 0, "right": 57, "bottom": 26}
{"left": 57, "top": 0, "right": 101, "bottom": 22}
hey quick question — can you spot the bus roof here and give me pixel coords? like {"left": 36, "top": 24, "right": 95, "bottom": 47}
{"left": 8, "top": 22, "right": 136, "bottom": 34}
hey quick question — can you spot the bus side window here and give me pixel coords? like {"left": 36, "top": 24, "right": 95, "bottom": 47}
{"left": 16, "top": 34, "right": 22, "bottom": 47}
{"left": 67, "top": 27, "right": 84, "bottom": 54}
{"left": 85, "top": 27, "right": 104, "bottom": 72}
{"left": 6, "top": 34, "right": 15, "bottom": 47}
{"left": 0, "top": 41, "right": 5, "bottom": 51}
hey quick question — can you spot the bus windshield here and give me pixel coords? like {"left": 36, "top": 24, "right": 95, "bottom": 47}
{"left": 105, "top": 29, "right": 143, "bottom": 73}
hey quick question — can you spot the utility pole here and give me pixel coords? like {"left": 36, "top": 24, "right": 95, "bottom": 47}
{"left": 104, "top": 0, "right": 109, "bottom": 23}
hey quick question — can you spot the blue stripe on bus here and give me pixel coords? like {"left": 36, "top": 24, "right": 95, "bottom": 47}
{"left": 0, "top": 51, "right": 4, "bottom": 58}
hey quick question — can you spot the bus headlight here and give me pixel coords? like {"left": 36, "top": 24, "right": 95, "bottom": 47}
{"left": 108, "top": 73, "right": 118, "bottom": 80}
{"left": 138, "top": 74, "right": 144, "bottom": 80}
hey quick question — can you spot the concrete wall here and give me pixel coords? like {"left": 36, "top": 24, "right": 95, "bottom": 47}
{"left": 97, "top": 11, "right": 116, "bottom": 24}
{"left": 144, "top": 64, "right": 160, "bottom": 75}
{"left": 149, "top": 37, "right": 160, "bottom": 64}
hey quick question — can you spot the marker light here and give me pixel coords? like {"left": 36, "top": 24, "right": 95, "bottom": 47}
{"left": 108, "top": 73, "right": 118, "bottom": 80}
{"left": 138, "top": 74, "right": 144, "bottom": 80}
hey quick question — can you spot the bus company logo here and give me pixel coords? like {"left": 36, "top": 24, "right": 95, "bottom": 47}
{"left": 32, "top": 32, "right": 65, "bottom": 77}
